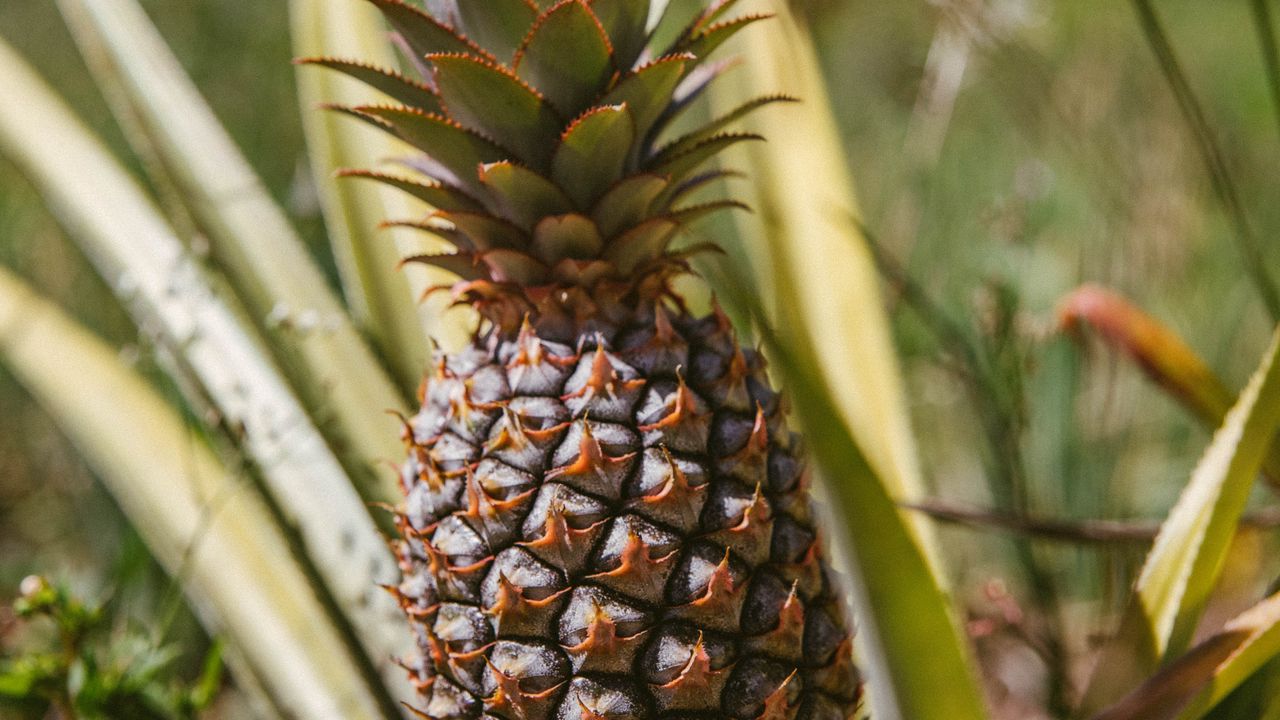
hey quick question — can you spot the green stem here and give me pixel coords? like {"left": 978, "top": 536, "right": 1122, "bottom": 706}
{"left": 1132, "top": 0, "right": 1280, "bottom": 322}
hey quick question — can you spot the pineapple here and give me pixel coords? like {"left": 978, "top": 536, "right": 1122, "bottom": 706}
{"left": 306, "top": 0, "right": 861, "bottom": 717}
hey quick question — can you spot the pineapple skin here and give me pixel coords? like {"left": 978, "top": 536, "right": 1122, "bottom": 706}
{"left": 392, "top": 303, "right": 861, "bottom": 719}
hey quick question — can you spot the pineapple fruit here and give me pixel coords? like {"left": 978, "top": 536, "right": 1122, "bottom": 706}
{"left": 306, "top": 0, "right": 861, "bottom": 717}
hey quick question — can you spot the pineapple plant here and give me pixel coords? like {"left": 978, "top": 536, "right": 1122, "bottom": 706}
{"left": 301, "top": 1, "right": 863, "bottom": 717}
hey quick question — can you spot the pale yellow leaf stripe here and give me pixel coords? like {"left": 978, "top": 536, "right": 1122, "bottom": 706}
{"left": 289, "top": 0, "right": 474, "bottom": 364}
{"left": 0, "top": 267, "right": 386, "bottom": 720}
{"left": 57, "top": 0, "right": 409, "bottom": 503}
{"left": 1083, "top": 326, "right": 1280, "bottom": 710}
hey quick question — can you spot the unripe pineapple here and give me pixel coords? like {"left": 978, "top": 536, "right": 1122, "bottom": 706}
{"left": 307, "top": 1, "right": 862, "bottom": 717}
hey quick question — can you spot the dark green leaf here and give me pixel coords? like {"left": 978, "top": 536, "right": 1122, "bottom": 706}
{"left": 356, "top": 105, "right": 510, "bottom": 191}
{"left": 297, "top": 57, "right": 442, "bottom": 112}
{"left": 552, "top": 104, "right": 635, "bottom": 208}
{"left": 648, "top": 0, "right": 703, "bottom": 54}
{"left": 429, "top": 54, "right": 560, "bottom": 168}
{"left": 667, "top": 198, "right": 750, "bottom": 225}
{"left": 588, "top": 0, "right": 650, "bottom": 70}
{"left": 478, "top": 161, "right": 575, "bottom": 230}
{"left": 364, "top": 0, "right": 484, "bottom": 60}
{"left": 437, "top": 210, "right": 528, "bottom": 250}
{"left": 646, "top": 131, "right": 761, "bottom": 184}
{"left": 514, "top": 0, "right": 614, "bottom": 118}
{"left": 403, "top": 251, "right": 489, "bottom": 281}
{"left": 336, "top": 169, "right": 487, "bottom": 212}
{"left": 599, "top": 54, "right": 690, "bottom": 149}
{"left": 674, "top": 13, "right": 771, "bottom": 69}
{"left": 591, "top": 173, "right": 668, "bottom": 237}
{"left": 532, "top": 213, "right": 603, "bottom": 263}
{"left": 603, "top": 216, "right": 677, "bottom": 273}
{"left": 654, "top": 93, "right": 795, "bottom": 161}
{"left": 454, "top": 0, "right": 539, "bottom": 62}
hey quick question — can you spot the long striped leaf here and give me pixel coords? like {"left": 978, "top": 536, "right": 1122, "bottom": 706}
{"left": 0, "top": 267, "right": 385, "bottom": 720}
{"left": 1082, "top": 327, "right": 1280, "bottom": 712}
{"left": 0, "top": 40, "right": 412, "bottom": 707}
{"left": 57, "top": 0, "right": 410, "bottom": 504}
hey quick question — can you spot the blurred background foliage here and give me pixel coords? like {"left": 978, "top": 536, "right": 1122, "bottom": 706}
{"left": 3, "top": 0, "right": 1280, "bottom": 716}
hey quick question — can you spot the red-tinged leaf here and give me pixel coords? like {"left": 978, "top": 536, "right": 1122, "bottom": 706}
{"left": 336, "top": 169, "right": 486, "bottom": 212}
{"left": 591, "top": 173, "right": 669, "bottom": 238}
{"left": 666, "top": 199, "right": 750, "bottom": 225}
{"left": 481, "top": 248, "right": 551, "bottom": 284}
{"left": 514, "top": 0, "right": 614, "bottom": 118}
{"left": 454, "top": 0, "right": 538, "bottom": 62}
{"left": 674, "top": 14, "right": 772, "bottom": 70}
{"left": 478, "top": 161, "right": 575, "bottom": 231}
{"left": 1059, "top": 284, "right": 1280, "bottom": 486}
{"left": 551, "top": 104, "right": 635, "bottom": 209}
{"left": 297, "top": 57, "right": 442, "bottom": 113}
{"left": 402, "top": 251, "right": 489, "bottom": 281}
{"left": 364, "top": 0, "right": 487, "bottom": 61}
{"left": 648, "top": 0, "right": 704, "bottom": 56}
{"left": 356, "top": 105, "right": 509, "bottom": 191}
{"left": 429, "top": 53, "right": 560, "bottom": 168}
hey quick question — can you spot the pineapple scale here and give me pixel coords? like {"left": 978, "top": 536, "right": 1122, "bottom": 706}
{"left": 391, "top": 304, "right": 861, "bottom": 719}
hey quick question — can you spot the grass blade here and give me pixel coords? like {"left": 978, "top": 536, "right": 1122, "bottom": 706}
{"left": 1081, "top": 326, "right": 1280, "bottom": 711}
{"left": 289, "top": 0, "right": 474, "bottom": 370}
{"left": 0, "top": 39, "right": 410, "bottom": 708}
{"left": 1059, "top": 284, "right": 1280, "bottom": 486}
{"left": 1091, "top": 590, "right": 1280, "bottom": 720}
{"left": 57, "top": 0, "right": 410, "bottom": 504}
{"left": 0, "top": 267, "right": 387, "bottom": 720}
{"left": 1131, "top": 0, "right": 1280, "bottom": 321}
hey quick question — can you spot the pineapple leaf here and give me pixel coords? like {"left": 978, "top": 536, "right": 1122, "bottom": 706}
{"left": 603, "top": 216, "right": 679, "bottom": 273}
{"left": 600, "top": 53, "right": 691, "bottom": 150}
{"left": 666, "top": 198, "right": 750, "bottom": 225}
{"left": 454, "top": 0, "right": 539, "bottom": 62}
{"left": 429, "top": 53, "right": 561, "bottom": 168}
{"left": 587, "top": 0, "right": 649, "bottom": 71}
{"left": 591, "top": 173, "right": 669, "bottom": 237}
{"left": 654, "top": 93, "right": 796, "bottom": 162}
{"left": 1092, "top": 590, "right": 1280, "bottom": 720}
{"left": 336, "top": 168, "right": 487, "bottom": 212}
{"left": 662, "top": 167, "right": 744, "bottom": 206}
{"left": 480, "top": 248, "right": 552, "bottom": 284}
{"left": 364, "top": 0, "right": 487, "bottom": 62}
{"left": 672, "top": 12, "right": 771, "bottom": 70}
{"left": 531, "top": 213, "right": 605, "bottom": 263}
{"left": 402, "top": 251, "right": 489, "bottom": 281}
{"left": 381, "top": 218, "right": 477, "bottom": 250}
{"left": 648, "top": 0, "right": 704, "bottom": 55}
{"left": 435, "top": 210, "right": 529, "bottom": 250}
{"left": 357, "top": 105, "right": 509, "bottom": 191}
{"left": 514, "top": 0, "right": 614, "bottom": 118}
{"left": 646, "top": 131, "right": 762, "bottom": 185}
{"left": 297, "top": 57, "right": 442, "bottom": 113}
{"left": 0, "top": 267, "right": 395, "bottom": 720}
{"left": 1081, "top": 327, "right": 1280, "bottom": 712}
{"left": 650, "top": 57, "right": 739, "bottom": 143}
{"left": 552, "top": 103, "right": 636, "bottom": 208}
{"left": 478, "top": 161, "right": 576, "bottom": 230}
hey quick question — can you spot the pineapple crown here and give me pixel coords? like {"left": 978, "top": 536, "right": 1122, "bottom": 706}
{"left": 301, "top": 0, "right": 790, "bottom": 338}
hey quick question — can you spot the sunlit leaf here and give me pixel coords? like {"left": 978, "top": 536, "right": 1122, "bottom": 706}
{"left": 1081, "top": 327, "right": 1280, "bottom": 712}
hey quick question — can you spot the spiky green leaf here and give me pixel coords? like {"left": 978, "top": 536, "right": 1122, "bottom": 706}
{"left": 358, "top": 105, "right": 508, "bottom": 191}
{"left": 603, "top": 216, "right": 678, "bottom": 273}
{"left": 438, "top": 210, "right": 528, "bottom": 250}
{"left": 454, "top": 0, "right": 538, "bottom": 62}
{"left": 365, "top": 0, "right": 482, "bottom": 60}
{"left": 655, "top": 93, "right": 796, "bottom": 161}
{"left": 532, "top": 213, "right": 604, "bottom": 263}
{"left": 337, "top": 168, "right": 485, "bottom": 212}
{"left": 591, "top": 173, "right": 669, "bottom": 237}
{"left": 298, "top": 57, "right": 442, "bottom": 112}
{"left": 587, "top": 0, "right": 649, "bottom": 70}
{"left": 600, "top": 54, "right": 691, "bottom": 148}
{"left": 647, "top": 131, "right": 761, "bottom": 184}
{"left": 552, "top": 104, "right": 635, "bottom": 208}
{"left": 514, "top": 0, "right": 614, "bottom": 117}
{"left": 429, "top": 53, "right": 560, "bottom": 169}
{"left": 478, "top": 161, "right": 575, "bottom": 230}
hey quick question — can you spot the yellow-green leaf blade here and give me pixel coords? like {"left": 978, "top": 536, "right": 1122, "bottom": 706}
{"left": 1082, "top": 326, "right": 1280, "bottom": 711}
